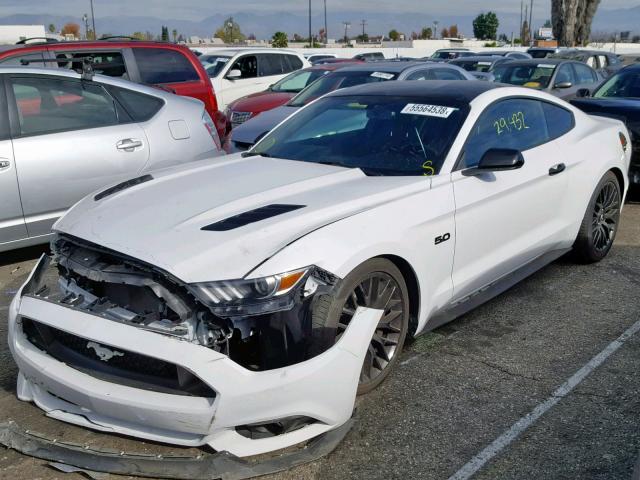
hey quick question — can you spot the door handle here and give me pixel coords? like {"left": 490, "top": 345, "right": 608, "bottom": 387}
{"left": 116, "top": 139, "right": 143, "bottom": 151}
{"left": 548, "top": 163, "right": 566, "bottom": 176}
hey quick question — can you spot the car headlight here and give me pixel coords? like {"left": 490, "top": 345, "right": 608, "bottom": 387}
{"left": 189, "top": 268, "right": 310, "bottom": 317}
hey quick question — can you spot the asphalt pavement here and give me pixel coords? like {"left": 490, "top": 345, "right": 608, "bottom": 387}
{"left": 0, "top": 196, "right": 638, "bottom": 480}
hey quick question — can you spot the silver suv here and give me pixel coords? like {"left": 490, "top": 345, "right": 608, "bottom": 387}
{"left": 0, "top": 67, "right": 223, "bottom": 252}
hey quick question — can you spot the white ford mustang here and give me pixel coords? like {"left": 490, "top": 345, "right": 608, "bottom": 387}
{"left": 8, "top": 81, "right": 630, "bottom": 458}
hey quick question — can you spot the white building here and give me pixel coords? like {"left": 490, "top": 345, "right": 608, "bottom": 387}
{"left": 0, "top": 25, "right": 46, "bottom": 45}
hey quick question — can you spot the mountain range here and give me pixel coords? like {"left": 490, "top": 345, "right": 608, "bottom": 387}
{"left": 0, "top": 6, "right": 638, "bottom": 41}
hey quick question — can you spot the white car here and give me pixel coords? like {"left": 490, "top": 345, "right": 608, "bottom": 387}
{"left": 8, "top": 82, "right": 630, "bottom": 461}
{"left": 202, "top": 49, "right": 310, "bottom": 110}
{"left": 0, "top": 67, "right": 224, "bottom": 253}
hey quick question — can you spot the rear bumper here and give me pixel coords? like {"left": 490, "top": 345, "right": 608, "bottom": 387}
{"left": 8, "top": 256, "right": 381, "bottom": 457}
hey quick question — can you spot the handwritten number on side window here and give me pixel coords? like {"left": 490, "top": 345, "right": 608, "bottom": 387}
{"left": 494, "top": 112, "right": 528, "bottom": 135}
{"left": 422, "top": 160, "right": 435, "bottom": 176}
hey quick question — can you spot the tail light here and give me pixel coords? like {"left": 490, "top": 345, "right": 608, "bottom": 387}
{"left": 619, "top": 131, "right": 628, "bottom": 152}
{"left": 203, "top": 111, "right": 222, "bottom": 150}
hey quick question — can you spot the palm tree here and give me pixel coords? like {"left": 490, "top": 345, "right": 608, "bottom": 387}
{"left": 551, "top": 0, "right": 601, "bottom": 46}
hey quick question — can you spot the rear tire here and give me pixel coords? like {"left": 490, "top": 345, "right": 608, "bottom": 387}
{"left": 311, "top": 258, "right": 409, "bottom": 395}
{"left": 572, "top": 171, "right": 621, "bottom": 263}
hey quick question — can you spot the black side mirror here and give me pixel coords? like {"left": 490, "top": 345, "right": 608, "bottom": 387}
{"left": 576, "top": 88, "right": 590, "bottom": 98}
{"left": 464, "top": 148, "right": 524, "bottom": 175}
{"left": 554, "top": 81, "right": 573, "bottom": 89}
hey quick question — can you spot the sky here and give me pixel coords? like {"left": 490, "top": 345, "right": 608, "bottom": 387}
{"left": 0, "top": 0, "right": 634, "bottom": 20}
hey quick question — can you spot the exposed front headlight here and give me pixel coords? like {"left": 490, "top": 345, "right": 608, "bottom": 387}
{"left": 189, "top": 268, "right": 310, "bottom": 317}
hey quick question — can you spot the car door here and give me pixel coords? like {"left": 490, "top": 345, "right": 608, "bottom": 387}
{"left": 550, "top": 63, "right": 579, "bottom": 99}
{"left": 216, "top": 54, "right": 261, "bottom": 109}
{"left": 572, "top": 62, "right": 599, "bottom": 94}
{"left": 7, "top": 74, "right": 149, "bottom": 238}
{"left": 450, "top": 97, "right": 573, "bottom": 300}
{"left": 0, "top": 75, "right": 27, "bottom": 245}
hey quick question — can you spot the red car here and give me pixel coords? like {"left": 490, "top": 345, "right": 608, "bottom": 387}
{"left": 224, "top": 63, "right": 358, "bottom": 131}
{"left": 0, "top": 39, "right": 225, "bottom": 137}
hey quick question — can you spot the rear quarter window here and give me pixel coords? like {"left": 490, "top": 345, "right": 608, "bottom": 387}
{"left": 108, "top": 86, "right": 164, "bottom": 122}
{"left": 0, "top": 52, "right": 44, "bottom": 66}
{"left": 542, "top": 102, "right": 574, "bottom": 140}
{"left": 133, "top": 48, "right": 199, "bottom": 84}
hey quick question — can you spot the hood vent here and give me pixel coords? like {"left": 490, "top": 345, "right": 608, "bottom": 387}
{"left": 95, "top": 174, "right": 153, "bottom": 201}
{"left": 201, "top": 204, "right": 305, "bottom": 231}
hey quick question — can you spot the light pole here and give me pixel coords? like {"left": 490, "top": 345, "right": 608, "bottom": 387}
{"left": 227, "top": 21, "right": 233, "bottom": 43}
{"left": 433, "top": 20, "right": 439, "bottom": 39}
{"left": 308, "top": 0, "right": 312, "bottom": 48}
{"left": 90, "top": 0, "right": 96, "bottom": 39}
{"left": 342, "top": 21, "right": 350, "bottom": 44}
{"left": 82, "top": 14, "right": 89, "bottom": 40}
{"left": 324, "top": 0, "right": 328, "bottom": 44}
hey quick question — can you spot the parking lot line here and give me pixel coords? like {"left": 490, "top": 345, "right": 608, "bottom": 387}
{"left": 448, "top": 317, "right": 640, "bottom": 480}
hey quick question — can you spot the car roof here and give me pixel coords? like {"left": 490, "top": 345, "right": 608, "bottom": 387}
{"left": 452, "top": 55, "right": 505, "bottom": 62}
{"left": 327, "top": 80, "right": 503, "bottom": 103}
{"left": 332, "top": 61, "right": 438, "bottom": 73}
{"left": 494, "top": 59, "right": 568, "bottom": 67}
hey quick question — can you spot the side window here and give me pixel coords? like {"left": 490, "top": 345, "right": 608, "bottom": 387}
{"left": 432, "top": 68, "right": 465, "bottom": 80}
{"left": 597, "top": 55, "right": 608, "bottom": 68}
{"left": 461, "top": 98, "right": 549, "bottom": 169}
{"left": 0, "top": 52, "right": 44, "bottom": 66}
{"left": 288, "top": 55, "right": 303, "bottom": 71}
{"left": 542, "top": 102, "right": 574, "bottom": 140}
{"left": 230, "top": 55, "right": 257, "bottom": 79}
{"left": 585, "top": 56, "right": 596, "bottom": 68}
{"left": 53, "top": 51, "right": 128, "bottom": 78}
{"left": 132, "top": 48, "right": 199, "bottom": 84}
{"left": 10, "top": 76, "right": 119, "bottom": 136}
{"left": 405, "top": 69, "right": 434, "bottom": 81}
{"left": 573, "top": 63, "right": 597, "bottom": 84}
{"left": 258, "top": 54, "right": 286, "bottom": 77}
{"left": 108, "top": 86, "right": 164, "bottom": 122}
{"left": 554, "top": 64, "right": 575, "bottom": 85}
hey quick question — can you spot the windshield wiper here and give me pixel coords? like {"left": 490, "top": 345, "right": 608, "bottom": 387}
{"left": 241, "top": 151, "right": 271, "bottom": 158}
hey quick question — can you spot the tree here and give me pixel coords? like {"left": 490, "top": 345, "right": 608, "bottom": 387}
{"left": 472, "top": 12, "right": 499, "bottom": 40}
{"left": 292, "top": 33, "right": 304, "bottom": 42}
{"left": 214, "top": 17, "right": 245, "bottom": 44}
{"left": 172, "top": 29, "right": 178, "bottom": 43}
{"left": 86, "top": 29, "right": 95, "bottom": 40}
{"left": 420, "top": 27, "right": 433, "bottom": 39}
{"left": 271, "top": 31, "right": 288, "bottom": 48}
{"left": 449, "top": 24, "right": 459, "bottom": 38}
{"left": 48, "top": 23, "right": 56, "bottom": 34}
{"left": 388, "top": 29, "right": 400, "bottom": 41}
{"left": 521, "top": 20, "right": 531, "bottom": 45}
{"left": 161, "top": 25, "right": 169, "bottom": 41}
{"left": 131, "top": 31, "right": 145, "bottom": 40}
{"left": 552, "top": 0, "right": 601, "bottom": 46}
{"left": 357, "top": 33, "right": 369, "bottom": 42}
{"left": 61, "top": 22, "right": 81, "bottom": 38}
{"left": 441, "top": 28, "right": 449, "bottom": 38}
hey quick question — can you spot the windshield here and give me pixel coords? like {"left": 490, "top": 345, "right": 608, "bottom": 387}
{"left": 201, "top": 55, "right": 231, "bottom": 77}
{"left": 431, "top": 51, "right": 458, "bottom": 59}
{"left": 594, "top": 70, "right": 640, "bottom": 98}
{"left": 252, "top": 95, "right": 468, "bottom": 176}
{"left": 529, "top": 50, "right": 551, "bottom": 59}
{"left": 287, "top": 70, "right": 396, "bottom": 107}
{"left": 270, "top": 69, "right": 328, "bottom": 93}
{"left": 492, "top": 64, "right": 556, "bottom": 89}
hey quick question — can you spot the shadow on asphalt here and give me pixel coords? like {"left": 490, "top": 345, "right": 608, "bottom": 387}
{"left": 0, "top": 244, "right": 49, "bottom": 268}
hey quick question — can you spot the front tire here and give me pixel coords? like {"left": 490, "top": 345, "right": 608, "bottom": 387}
{"left": 573, "top": 171, "right": 621, "bottom": 263}
{"left": 311, "top": 259, "right": 409, "bottom": 395}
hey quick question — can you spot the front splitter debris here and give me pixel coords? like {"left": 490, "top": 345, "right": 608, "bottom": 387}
{"left": 0, "top": 418, "right": 353, "bottom": 480}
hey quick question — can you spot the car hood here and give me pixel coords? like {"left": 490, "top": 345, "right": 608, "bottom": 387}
{"left": 231, "top": 105, "right": 298, "bottom": 145}
{"left": 54, "top": 155, "right": 427, "bottom": 283}
{"left": 571, "top": 97, "right": 640, "bottom": 139}
{"left": 229, "top": 91, "right": 296, "bottom": 114}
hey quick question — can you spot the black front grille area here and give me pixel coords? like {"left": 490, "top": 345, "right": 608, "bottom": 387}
{"left": 21, "top": 318, "right": 215, "bottom": 398}
{"left": 201, "top": 204, "right": 305, "bottom": 232}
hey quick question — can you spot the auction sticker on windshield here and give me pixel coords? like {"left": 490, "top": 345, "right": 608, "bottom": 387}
{"left": 371, "top": 72, "right": 395, "bottom": 80}
{"left": 401, "top": 104, "right": 458, "bottom": 118}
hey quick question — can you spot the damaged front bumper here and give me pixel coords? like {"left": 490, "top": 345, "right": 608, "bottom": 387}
{"left": 0, "top": 417, "right": 353, "bottom": 480}
{"left": 8, "top": 254, "right": 382, "bottom": 457}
